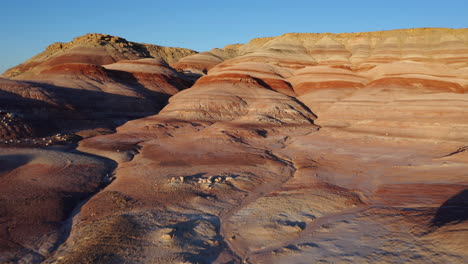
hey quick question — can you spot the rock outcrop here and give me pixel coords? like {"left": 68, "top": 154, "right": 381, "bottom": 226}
{"left": 3, "top": 33, "right": 196, "bottom": 79}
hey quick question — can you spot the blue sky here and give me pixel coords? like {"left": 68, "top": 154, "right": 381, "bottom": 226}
{"left": 1, "top": 0, "right": 467, "bottom": 74}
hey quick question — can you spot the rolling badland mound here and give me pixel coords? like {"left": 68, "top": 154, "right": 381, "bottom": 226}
{"left": 0, "top": 28, "right": 467, "bottom": 264}
{"left": 3, "top": 33, "right": 196, "bottom": 79}
{"left": 0, "top": 34, "right": 198, "bottom": 141}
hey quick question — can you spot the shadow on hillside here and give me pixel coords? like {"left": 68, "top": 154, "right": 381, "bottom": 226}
{"left": 431, "top": 189, "right": 468, "bottom": 227}
{"left": 0, "top": 154, "right": 33, "bottom": 173}
{"left": 1, "top": 73, "right": 177, "bottom": 137}
{"left": 18, "top": 79, "right": 170, "bottom": 134}
{"left": 0, "top": 89, "right": 60, "bottom": 110}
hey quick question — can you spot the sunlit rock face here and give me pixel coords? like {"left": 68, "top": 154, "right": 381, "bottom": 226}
{"left": 1, "top": 28, "right": 468, "bottom": 264}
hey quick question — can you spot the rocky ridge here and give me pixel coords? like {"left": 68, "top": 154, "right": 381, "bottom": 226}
{"left": 3, "top": 33, "right": 197, "bottom": 79}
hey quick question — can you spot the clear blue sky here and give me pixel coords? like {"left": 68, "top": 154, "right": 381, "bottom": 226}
{"left": 1, "top": 0, "right": 467, "bottom": 74}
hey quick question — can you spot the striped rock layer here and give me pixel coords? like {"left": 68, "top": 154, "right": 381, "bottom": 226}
{"left": 1, "top": 28, "right": 468, "bottom": 264}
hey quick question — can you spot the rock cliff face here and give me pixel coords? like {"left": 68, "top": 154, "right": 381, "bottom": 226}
{"left": 1, "top": 28, "right": 468, "bottom": 264}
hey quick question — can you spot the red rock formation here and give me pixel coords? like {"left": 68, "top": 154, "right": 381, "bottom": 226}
{"left": 3, "top": 33, "right": 196, "bottom": 79}
{"left": 0, "top": 34, "right": 197, "bottom": 140}
{"left": 171, "top": 52, "right": 224, "bottom": 74}
{"left": 1, "top": 28, "right": 468, "bottom": 264}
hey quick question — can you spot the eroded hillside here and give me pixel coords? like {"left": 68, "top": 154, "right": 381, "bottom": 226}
{"left": 1, "top": 28, "right": 467, "bottom": 264}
